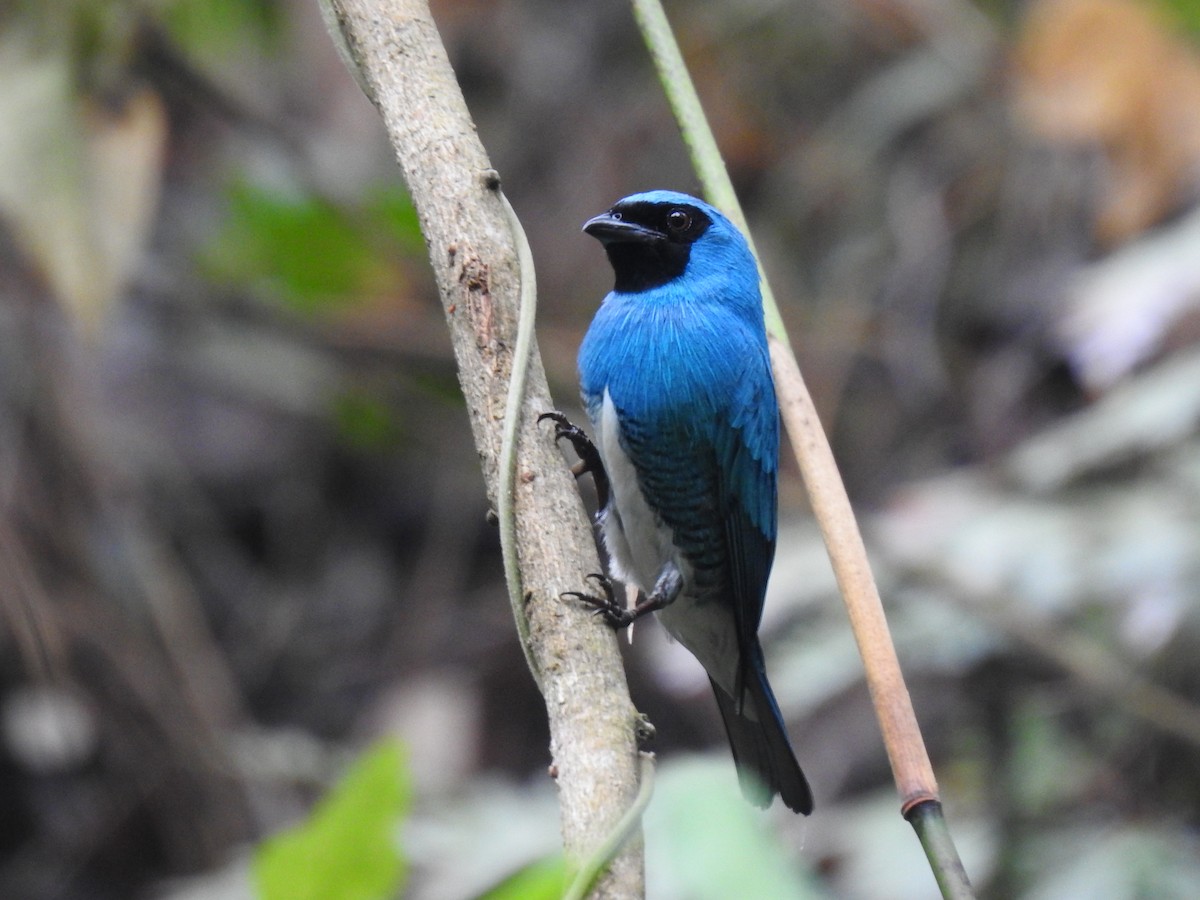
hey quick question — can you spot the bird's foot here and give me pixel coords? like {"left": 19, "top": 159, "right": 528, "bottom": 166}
{"left": 538, "top": 411, "right": 611, "bottom": 511}
{"left": 563, "top": 564, "right": 683, "bottom": 631}
{"left": 562, "top": 573, "right": 635, "bottom": 628}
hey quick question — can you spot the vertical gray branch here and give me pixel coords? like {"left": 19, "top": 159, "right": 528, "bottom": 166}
{"left": 325, "top": 1, "right": 645, "bottom": 894}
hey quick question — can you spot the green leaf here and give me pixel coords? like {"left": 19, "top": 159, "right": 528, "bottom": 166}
{"left": 645, "top": 757, "right": 827, "bottom": 899}
{"left": 253, "top": 739, "right": 411, "bottom": 900}
{"left": 202, "top": 179, "right": 422, "bottom": 314}
{"left": 203, "top": 181, "right": 382, "bottom": 312}
{"left": 163, "top": 0, "right": 283, "bottom": 56}
{"left": 475, "top": 855, "right": 568, "bottom": 900}
{"left": 1155, "top": 0, "right": 1200, "bottom": 35}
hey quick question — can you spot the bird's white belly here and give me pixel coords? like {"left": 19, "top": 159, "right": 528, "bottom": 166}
{"left": 594, "top": 391, "right": 741, "bottom": 697}
{"left": 595, "top": 391, "right": 677, "bottom": 592}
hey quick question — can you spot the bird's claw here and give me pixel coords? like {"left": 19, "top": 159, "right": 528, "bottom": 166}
{"left": 561, "top": 573, "right": 633, "bottom": 628}
{"left": 538, "top": 412, "right": 611, "bottom": 511}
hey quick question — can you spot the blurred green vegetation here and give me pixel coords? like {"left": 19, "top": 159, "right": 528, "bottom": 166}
{"left": 1157, "top": 0, "right": 1200, "bottom": 34}
{"left": 163, "top": 0, "right": 283, "bottom": 55}
{"left": 254, "top": 740, "right": 411, "bottom": 900}
{"left": 203, "top": 181, "right": 423, "bottom": 315}
{"left": 476, "top": 856, "right": 567, "bottom": 900}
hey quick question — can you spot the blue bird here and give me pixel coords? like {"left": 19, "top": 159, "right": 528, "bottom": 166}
{"left": 556, "top": 190, "right": 813, "bottom": 814}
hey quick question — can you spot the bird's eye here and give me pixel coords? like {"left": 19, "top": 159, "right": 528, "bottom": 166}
{"left": 666, "top": 209, "right": 690, "bottom": 232}
{"left": 611, "top": 211, "right": 623, "bottom": 220}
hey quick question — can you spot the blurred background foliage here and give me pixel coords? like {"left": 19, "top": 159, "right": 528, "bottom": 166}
{"left": 2, "top": 0, "right": 1200, "bottom": 897}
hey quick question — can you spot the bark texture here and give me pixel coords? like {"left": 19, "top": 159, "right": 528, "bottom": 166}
{"left": 326, "top": 1, "right": 645, "bottom": 895}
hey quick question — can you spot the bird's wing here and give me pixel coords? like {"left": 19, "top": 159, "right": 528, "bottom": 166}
{"left": 711, "top": 350, "right": 778, "bottom": 693}
{"left": 609, "top": 338, "right": 778, "bottom": 692}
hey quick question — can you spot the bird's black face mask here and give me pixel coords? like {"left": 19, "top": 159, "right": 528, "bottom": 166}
{"left": 583, "top": 201, "right": 713, "bottom": 293}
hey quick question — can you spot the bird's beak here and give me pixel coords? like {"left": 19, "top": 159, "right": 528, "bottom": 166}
{"left": 583, "top": 214, "right": 660, "bottom": 244}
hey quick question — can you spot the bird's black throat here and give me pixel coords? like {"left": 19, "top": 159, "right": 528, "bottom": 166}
{"left": 603, "top": 241, "right": 692, "bottom": 293}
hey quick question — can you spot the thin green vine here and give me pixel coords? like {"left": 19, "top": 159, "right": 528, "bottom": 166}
{"left": 629, "top": 0, "right": 789, "bottom": 348}
{"left": 562, "top": 753, "right": 656, "bottom": 900}
{"left": 497, "top": 187, "right": 543, "bottom": 691}
{"left": 629, "top": 1, "right": 975, "bottom": 896}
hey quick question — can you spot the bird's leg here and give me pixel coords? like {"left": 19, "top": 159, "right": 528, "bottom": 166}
{"left": 565, "top": 563, "right": 682, "bottom": 629}
{"left": 538, "top": 411, "right": 611, "bottom": 511}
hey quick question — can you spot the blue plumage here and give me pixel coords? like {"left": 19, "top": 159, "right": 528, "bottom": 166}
{"left": 575, "top": 190, "right": 812, "bottom": 814}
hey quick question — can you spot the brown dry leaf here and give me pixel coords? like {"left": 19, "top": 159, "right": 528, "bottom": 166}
{"left": 1012, "top": 0, "right": 1200, "bottom": 244}
{"left": 0, "top": 33, "right": 166, "bottom": 333}
{"left": 81, "top": 90, "right": 168, "bottom": 325}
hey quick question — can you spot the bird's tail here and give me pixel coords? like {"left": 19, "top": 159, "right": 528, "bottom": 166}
{"left": 710, "top": 656, "right": 813, "bottom": 814}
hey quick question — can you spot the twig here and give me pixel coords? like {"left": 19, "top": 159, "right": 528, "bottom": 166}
{"left": 630, "top": 0, "right": 973, "bottom": 894}
{"left": 628, "top": 0, "right": 786, "bottom": 342}
{"left": 323, "top": 2, "right": 645, "bottom": 895}
{"left": 908, "top": 800, "right": 975, "bottom": 900}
